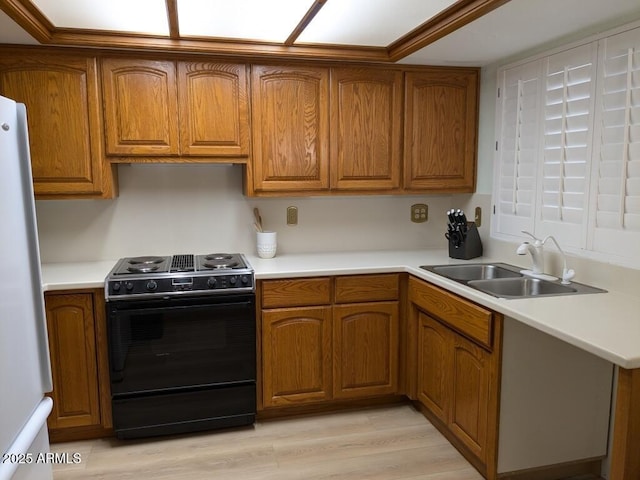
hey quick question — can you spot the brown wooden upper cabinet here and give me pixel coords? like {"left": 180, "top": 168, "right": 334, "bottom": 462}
{"left": 101, "top": 58, "right": 249, "bottom": 160}
{"left": 249, "top": 66, "right": 402, "bottom": 195}
{"left": 0, "top": 50, "right": 116, "bottom": 198}
{"left": 404, "top": 69, "right": 479, "bottom": 192}
{"left": 250, "top": 65, "right": 330, "bottom": 193}
{"left": 247, "top": 65, "right": 478, "bottom": 196}
{"left": 330, "top": 68, "right": 403, "bottom": 191}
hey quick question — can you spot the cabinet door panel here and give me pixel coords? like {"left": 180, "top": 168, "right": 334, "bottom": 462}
{"left": 450, "top": 334, "right": 491, "bottom": 459}
{"left": 333, "top": 302, "right": 399, "bottom": 398}
{"left": 0, "top": 53, "right": 112, "bottom": 197}
{"left": 251, "top": 66, "right": 329, "bottom": 192}
{"left": 417, "top": 312, "right": 452, "bottom": 422}
{"left": 45, "top": 293, "right": 100, "bottom": 429}
{"left": 178, "top": 62, "right": 249, "bottom": 157}
{"left": 330, "top": 68, "right": 402, "bottom": 190}
{"left": 262, "top": 307, "right": 332, "bottom": 407}
{"left": 404, "top": 70, "right": 478, "bottom": 192}
{"left": 102, "top": 59, "right": 178, "bottom": 155}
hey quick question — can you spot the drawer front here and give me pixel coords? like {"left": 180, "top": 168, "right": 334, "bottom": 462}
{"left": 261, "top": 277, "right": 332, "bottom": 308}
{"left": 409, "top": 276, "right": 493, "bottom": 349}
{"left": 335, "top": 274, "right": 400, "bottom": 303}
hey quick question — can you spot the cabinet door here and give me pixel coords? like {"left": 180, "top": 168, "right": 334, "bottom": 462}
{"left": 102, "top": 58, "right": 179, "bottom": 156}
{"left": 251, "top": 66, "right": 329, "bottom": 193}
{"left": 449, "top": 332, "right": 492, "bottom": 461}
{"left": 417, "top": 312, "right": 452, "bottom": 423}
{"left": 262, "top": 306, "right": 332, "bottom": 407}
{"left": 404, "top": 69, "right": 478, "bottom": 192}
{"left": 0, "top": 52, "right": 114, "bottom": 198}
{"left": 178, "top": 62, "right": 249, "bottom": 157}
{"left": 330, "top": 68, "right": 402, "bottom": 190}
{"left": 333, "top": 302, "right": 399, "bottom": 399}
{"left": 45, "top": 293, "right": 100, "bottom": 430}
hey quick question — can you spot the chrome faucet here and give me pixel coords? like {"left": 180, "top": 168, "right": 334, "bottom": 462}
{"left": 517, "top": 231, "right": 575, "bottom": 284}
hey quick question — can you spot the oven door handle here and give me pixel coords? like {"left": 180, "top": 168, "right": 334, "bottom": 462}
{"left": 112, "top": 300, "right": 254, "bottom": 315}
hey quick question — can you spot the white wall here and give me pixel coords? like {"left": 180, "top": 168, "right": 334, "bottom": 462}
{"left": 35, "top": 164, "right": 456, "bottom": 263}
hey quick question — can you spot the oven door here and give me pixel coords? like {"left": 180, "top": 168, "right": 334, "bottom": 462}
{"left": 107, "top": 293, "right": 255, "bottom": 396}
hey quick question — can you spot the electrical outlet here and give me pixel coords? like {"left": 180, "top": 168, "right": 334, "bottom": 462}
{"left": 411, "top": 204, "right": 428, "bottom": 223}
{"left": 287, "top": 206, "right": 298, "bottom": 226}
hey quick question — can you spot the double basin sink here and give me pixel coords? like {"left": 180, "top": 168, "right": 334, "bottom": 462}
{"left": 420, "top": 263, "right": 606, "bottom": 299}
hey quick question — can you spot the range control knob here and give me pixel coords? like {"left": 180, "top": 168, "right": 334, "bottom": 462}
{"left": 112, "top": 282, "right": 121, "bottom": 292}
{"left": 229, "top": 276, "right": 237, "bottom": 285}
{"left": 125, "top": 282, "right": 134, "bottom": 291}
{"left": 241, "top": 276, "right": 250, "bottom": 285}
{"left": 146, "top": 280, "right": 158, "bottom": 291}
{"left": 207, "top": 277, "right": 217, "bottom": 288}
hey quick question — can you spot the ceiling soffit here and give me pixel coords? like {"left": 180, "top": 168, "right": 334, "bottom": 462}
{"left": 0, "top": 0, "right": 509, "bottom": 62}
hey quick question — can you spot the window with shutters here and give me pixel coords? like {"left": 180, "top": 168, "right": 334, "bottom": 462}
{"left": 538, "top": 43, "right": 597, "bottom": 248}
{"left": 493, "top": 22, "right": 640, "bottom": 267}
{"left": 493, "top": 61, "right": 541, "bottom": 239}
{"left": 590, "top": 27, "right": 640, "bottom": 261}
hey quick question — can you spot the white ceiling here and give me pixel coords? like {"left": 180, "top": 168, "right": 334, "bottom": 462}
{"left": 1, "top": 0, "right": 640, "bottom": 66}
{"left": 400, "top": 0, "right": 640, "bottom": 66}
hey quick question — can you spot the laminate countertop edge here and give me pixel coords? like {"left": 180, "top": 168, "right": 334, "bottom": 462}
{"left": 41, "top": 250, "right": 640, "bottom": 369}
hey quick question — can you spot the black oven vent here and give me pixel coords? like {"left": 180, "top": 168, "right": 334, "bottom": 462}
{"left": 170, "top": 254, "right": 195, "bottom": 272}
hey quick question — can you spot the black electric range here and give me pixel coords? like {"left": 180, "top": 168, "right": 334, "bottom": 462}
{"left": 105, "top": 253, "right": 254, "bottom": 301}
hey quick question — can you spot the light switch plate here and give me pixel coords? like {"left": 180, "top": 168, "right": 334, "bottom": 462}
{"left": 411, "top": 204, "right": 428, "bottom": 223}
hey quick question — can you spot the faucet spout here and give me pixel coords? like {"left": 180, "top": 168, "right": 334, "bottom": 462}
{"left": 517, "top": 241, "right": 544, "bottom": 274}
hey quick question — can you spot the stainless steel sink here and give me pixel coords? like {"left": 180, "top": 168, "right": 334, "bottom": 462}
{"left": 427, "top": 264, "right": 522, "bottom": 281}
{"left": 467, "top": 277, "right": 578, "bottom": 298}
{"left": 420, "top": 263, "right": 606, "bottom": 299}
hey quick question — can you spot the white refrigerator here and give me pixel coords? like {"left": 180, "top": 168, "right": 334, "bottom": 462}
{"left": 0, "top": 95, "right": 54, "bottom": 480}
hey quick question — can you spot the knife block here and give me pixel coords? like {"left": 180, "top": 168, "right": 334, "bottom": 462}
{"left": 448, "top": 222, "right": 483, "bottom": 260}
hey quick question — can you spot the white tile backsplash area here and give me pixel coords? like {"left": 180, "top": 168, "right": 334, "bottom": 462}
{"left": 35, "top": 163, "right": 456, "bottom": 263}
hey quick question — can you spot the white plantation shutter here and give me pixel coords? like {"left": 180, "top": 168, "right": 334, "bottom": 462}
{"left": 494, "top": 60, "right": 541, "bottom": 238}
{"left": 537, "top": 44, "right": 597, "bottom": 248}
{"left": 494, "top": 22, "right": 640, "bottom": 267}
{"left": 591, "top": 26, "right": 640, "bottom": 260}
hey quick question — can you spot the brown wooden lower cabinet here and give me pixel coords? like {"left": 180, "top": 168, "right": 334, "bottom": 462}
{"left": 417, "top": 312, "right": 450, "bottom": 422}
{"left": 418, "top": 310, "right": 495, "bottom": 463}
{"left": 449, "top": 325, "right": 493, "bottom": 461}
{"left": 333, "top": 302, "right": 399, "bottom": 399}
{"left": 410, "top": 277, "right": 501, "bottom": 480}
{"left": 44, "top": 290, "right": 112, "bottom": 442}
{"left": 260, "top": 274, "right": 401, "bottom": 410}
{"left": 262, "top": 306, "right": 333, "bottom": 407}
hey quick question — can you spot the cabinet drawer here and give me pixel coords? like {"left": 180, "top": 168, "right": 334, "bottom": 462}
{"left": 335, "top": 274, "right": 399, "bottom": 303}
{"left": 409, "top": 277, "right": 493, "bottom": 350}
{"left": 261, "top": 277, "right": 331, "bottom": 308}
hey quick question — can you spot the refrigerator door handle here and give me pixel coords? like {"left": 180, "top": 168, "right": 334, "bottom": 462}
{"left": 0, "top": 398, "right": 53, "bottom": 480}
{"left": 16, "top": 104, "right": 53, "bottom": 393}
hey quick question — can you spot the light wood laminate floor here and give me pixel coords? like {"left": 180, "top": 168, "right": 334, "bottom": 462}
{"left": 50, "top": 404, "right": 600, "bottom": 480}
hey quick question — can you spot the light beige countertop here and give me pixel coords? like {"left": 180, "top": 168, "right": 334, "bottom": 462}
{"left": 41, "top": 249, "right": 640, "bottom": 369}
{"left": 42, "top": 260, "right": 117, "bottom": 291}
